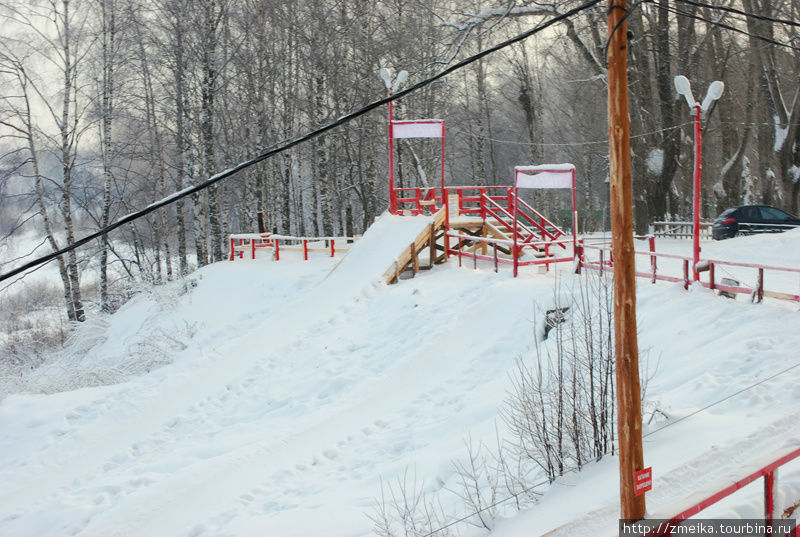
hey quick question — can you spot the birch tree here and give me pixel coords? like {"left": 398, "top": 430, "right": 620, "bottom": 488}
{"left": 2, "top": 0, "right": 93, "bottom": 321}
{"left": 0, "top": 53, "right": 76, "bottom": 322}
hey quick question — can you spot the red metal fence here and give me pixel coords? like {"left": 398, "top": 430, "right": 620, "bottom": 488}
{"left": 577, "top": 237, "right": 800, "bottom": 303}
{"left": 641, "top": 446, "right": 800, "bottom": 536}
{"left": 229, "top": 233, "right": 358, "bottom": 261}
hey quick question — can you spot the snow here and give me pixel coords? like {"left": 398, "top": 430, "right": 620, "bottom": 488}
{"left": 515, "top": 163, "right": 576, "bottom": 173}
{"left": 646, "top": 149, "right": 664, "bottom": 176}
{"left": 1, "top": 217, "right": 799, "bottom": 537}
{"left": 774, "top": 114, "right": 789, "bottom": 153}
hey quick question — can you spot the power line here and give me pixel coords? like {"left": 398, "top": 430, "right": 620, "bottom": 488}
{"left": 673, "top": 0, "right": 800, "bottom": 29}
{"left": 3, "top": 0, "right": 797, "bottom": 286}
{"left": 718, "top": 120, "right": 800, "bottom": 128}
{"left": 658, "top": 1, "right": 800, "bottom": 53}
{"left": 643, "top": 360, "right": 800, "bottom": 439}
{"left": 0, "top": 0, "right": 605, "bottom": 285}
{"left": 451, "top": 122, "right": 692, "bottom": 148}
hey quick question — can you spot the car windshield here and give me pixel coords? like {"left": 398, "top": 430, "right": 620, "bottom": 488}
{"left": 759, "top": 207, "right": 789, "bottom": 221}
{"left": 719, "top": 208, "right": 736, "bottom": 218}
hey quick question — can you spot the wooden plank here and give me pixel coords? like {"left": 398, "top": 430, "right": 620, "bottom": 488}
{"left": 484, "top": 222, "right": 512, "bottom": 241}
{"left": 433, "top": 206, "right": 447, "bottom": 228}
{"left": 433, "top": 230, "right": 447, "bottom": 264}
{"left": 763, "top": 290, "right": 800, "bottom": 301}
{"left": 429, "top": 223, "right": 435, "bottom": 269}
{"left": 448, "top": 220, "right": 484, "bottom": 231}
{"left": 383, "top": 208, "right": 449, "bottom": 284}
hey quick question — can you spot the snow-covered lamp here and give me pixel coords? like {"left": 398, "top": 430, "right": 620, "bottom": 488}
{"left": 674, "top": 75, "right": 696, "bottom": 109}
{"left": 700, "top": 80, "right": 725, "bottom": 113}
{"left": 379, "top": 67, "right": 392, "bottom": 90}
{"left": 379, "top": 67, "right": 408, "bottom": 93}
{"left": 394, "top": 70, "right": 408, "bottom": 90}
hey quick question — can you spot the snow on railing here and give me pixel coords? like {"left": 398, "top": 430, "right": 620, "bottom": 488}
{"left": 577, "top": 237, "right": 800, "bottom": 303}
{"left": 649, "top": 221, "right": 713, "bottom": 239}
{"left": 229, "top": 233, "right": 359, "bottom": 261}
{"left": 446, "top": 231, "right": 576, "bottom": 273}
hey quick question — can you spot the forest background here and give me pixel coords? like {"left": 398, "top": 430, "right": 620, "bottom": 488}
{"left": 1, "top": 0, "right": 798, "bottom": 341}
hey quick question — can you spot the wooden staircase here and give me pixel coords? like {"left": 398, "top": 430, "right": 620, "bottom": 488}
{"left": 446, "top": 191, "right": 568, "bottom": 262}
{"left": 383, "top": 207, "right": 449, "bottom": 284}
{"left": 383, "top": 191, "right": 573, "bottom": 283}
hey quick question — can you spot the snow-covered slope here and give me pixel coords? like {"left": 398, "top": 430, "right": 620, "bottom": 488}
{"left": 0, "top": 224, "right": 799, "bottom": 537}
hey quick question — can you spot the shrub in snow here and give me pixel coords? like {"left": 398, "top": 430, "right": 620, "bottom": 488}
{"left": 502, "top": 272, "right": 618, "bottom": 483}
{"left": 0, "top": 277, "right": 199, "bottom": 399}
{"left": 370, "top": 272, "right": 658, "bottom": 535}
{"left": 368, "top": 468, "right": 452, "bottom": 537}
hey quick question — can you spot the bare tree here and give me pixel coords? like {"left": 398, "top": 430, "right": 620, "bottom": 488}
{"left": 0, "top": 54, "right": 76, "bottom": 322}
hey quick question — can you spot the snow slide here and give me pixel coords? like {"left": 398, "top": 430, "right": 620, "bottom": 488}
{"left": 1, "top": 219, "right": 800, "bottom": 537}
{"left": 0, "top": 212, "right": 558, "bottom": 537}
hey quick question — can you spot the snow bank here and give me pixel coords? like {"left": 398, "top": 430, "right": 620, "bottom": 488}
{"left": 0, "top": 220, "right": 798, "bottom": 537}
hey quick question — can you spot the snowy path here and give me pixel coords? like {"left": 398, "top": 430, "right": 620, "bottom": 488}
{"left": 0, "top": 214, "right": 556, "bottom": 537}
{"left": 1, "top": 221, "right": 798, "bottom": 537}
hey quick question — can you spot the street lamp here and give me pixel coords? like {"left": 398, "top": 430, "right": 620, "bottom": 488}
{"left": 673, "top": 75, "right": 724, "bottom": 281}
{"left": 380, "top": 68, "right": 408, "bottom": 214}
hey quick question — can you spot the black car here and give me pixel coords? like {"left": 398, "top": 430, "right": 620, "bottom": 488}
{"left": 712, "top": 205, "right": 800, "bottom": 240}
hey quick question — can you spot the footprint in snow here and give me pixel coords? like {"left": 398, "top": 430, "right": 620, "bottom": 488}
{"left": 187, "top": 524, "right": 207, "bottom": 537}
{"left": 746, "top": 337, "right": 774, "bottom": 351}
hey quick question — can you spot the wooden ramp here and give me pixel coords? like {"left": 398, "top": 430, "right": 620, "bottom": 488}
{"left": 384, "top": 207, "right": 448, "bottom": 284}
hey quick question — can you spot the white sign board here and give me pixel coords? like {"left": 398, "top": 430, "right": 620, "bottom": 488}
{"left": 515, "top": 165, "right": 574, "bottom": 189}
{"left": 392, "top": 120, "right": 444, "bottom": 139}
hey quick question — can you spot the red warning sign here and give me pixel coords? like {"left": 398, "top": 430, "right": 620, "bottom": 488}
{"left": 635, "top": 467, "right": 652, "bottom": 496}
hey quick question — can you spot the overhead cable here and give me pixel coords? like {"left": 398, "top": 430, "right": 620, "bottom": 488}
{"left": 0, "top": 0, "right": 605, "bottom": 284}
{"left": 672, "top": 0, "right": 800, "bottom": 28}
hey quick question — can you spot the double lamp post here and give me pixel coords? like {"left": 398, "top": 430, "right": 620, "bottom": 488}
{"left": 673, "top": 75, "right": 724, "bottom": 281}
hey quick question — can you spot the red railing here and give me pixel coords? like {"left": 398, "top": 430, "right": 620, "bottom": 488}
{"left": 229, "top": 233, "right": 275, "bottom": 260}
{"left": 392, "top": 185, "right": 575, "bottom": 274}
{"left": 481, "top": 194, "right": 537, "bottom": 241}
{"left": 229, "top": 233, "right": 358, "bottom": 261}
{"left": 577, "top": 237, "right": 800, "bottom": 303}
{"left": 392, "top": 185, "right": 512, "bottom": 216}
{"left": 640, "top": 446, "right": 800, "bottom": 536}
{"left": 393, "top": 186, "right": 443, "bottom": 214}
{"left": 445, "top": 231, "right": 577, "bottom": 273}
{"left": 445, "top": 231, "right": 799, "bottom": 301}
{"left": 511, "top": 193, "right": 566, "bottom": 243}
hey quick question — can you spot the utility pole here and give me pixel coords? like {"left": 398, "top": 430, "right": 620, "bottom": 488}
{"left": 607, "top": 0, "right": 646, "bottom": 521}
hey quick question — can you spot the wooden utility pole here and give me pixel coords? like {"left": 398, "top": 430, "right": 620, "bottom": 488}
{"left": 607, "top": 0, "right": 646, "bottom": 521}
